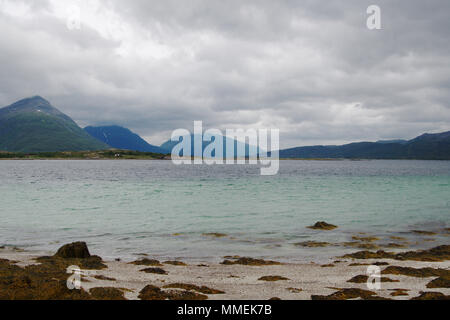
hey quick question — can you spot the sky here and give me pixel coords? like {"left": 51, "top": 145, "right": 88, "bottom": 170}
{"left": 0, "top": 0, "right": 449, "bottom": 148}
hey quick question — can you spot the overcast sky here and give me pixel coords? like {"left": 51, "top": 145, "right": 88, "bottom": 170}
{"left": 0, "top": 0, "right": 449, "bottom": 147}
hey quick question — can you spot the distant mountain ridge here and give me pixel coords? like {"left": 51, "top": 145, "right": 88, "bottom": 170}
{"left": 85, "top": 125, "right": 167, "bottom": 154}
{"left": 1, "top": 96, "right": 449, "bottom": 159}
{"left": 0, "top": 96, "right": 108, "bottom": 152}
{"left": 160, "top": 134, "right": 260, "bottom": 158}
{"left": 279, "top": 131, "right": 450, "bottom": 160}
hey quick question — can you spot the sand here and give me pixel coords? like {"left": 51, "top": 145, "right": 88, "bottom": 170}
{"left": 1, "top": 247, "right": 449, "bottom": 300}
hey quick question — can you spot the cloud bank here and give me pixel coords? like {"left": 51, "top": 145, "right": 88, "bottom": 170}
{"left": 0, "top": 0, "right": 449, "bottom": 147}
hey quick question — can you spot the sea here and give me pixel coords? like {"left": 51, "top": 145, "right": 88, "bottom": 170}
{"left": 0, "top": 160, "right": 449, "bottom": 263}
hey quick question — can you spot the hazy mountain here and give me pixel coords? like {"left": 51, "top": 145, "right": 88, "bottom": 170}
{"left": 160, "top": 134, "right": 260, "bottom": 158}
{"left": 0, "top": 96, "right": 109, "bottom": 153}
{"left": 279, "top": 131, "right": 450, "bottom": 160}
{"left": 85, "top": 125, "right": 167, "bottom": 154}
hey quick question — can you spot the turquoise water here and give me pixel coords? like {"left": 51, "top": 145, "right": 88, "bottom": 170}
{"left": 0, "top": 160, "right": 449, "bottom": 262}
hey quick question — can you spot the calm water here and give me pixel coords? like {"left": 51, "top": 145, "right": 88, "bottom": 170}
{"left": 0, "top": 160, "right": 449, "bottom": 263}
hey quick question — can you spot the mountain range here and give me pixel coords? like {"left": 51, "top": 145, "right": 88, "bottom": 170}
{"left": 159, "top": 134, "right": 259, "bottom": 157}
{"left": 0, "top": 96, "right": 449, "bottom": 159}
{"left": 84, "top": 125, "right": 167, "bottom": 154}
{"left": 279, "top": 131, "right": 450, "bottom": 160}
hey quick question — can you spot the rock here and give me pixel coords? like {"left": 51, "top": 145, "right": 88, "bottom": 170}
{"left": 411, "top": 292, "right": 450, "bottom": 300}
{"left": 163, "top": 283, "right": 225, "bottom": 294}
{"left": 411, "top": 230, "right": 437, "bottom": 236}
{"left": 311, "top": 288, "right": 389, "bottom": 300}
{"left": 321, "top": 264, "right": 335, "bottom": 268}
{"left": 140, "top": 267, "right": 168, "bottom": 275}
{"left": 382, "top": 266, "right": 450, "bottom": 278}
{"left": 165, "top": 290, "right": 208, "bottom": 300}
{"left": 347, "top": 275, "right": 399, "bottom": 283}
{"left": 138, "top": 284, "right": 209, "bottom": 300}
{"left": 390, "top": 289, "right": 409, "bottom": 297}
{"left": 55, "top": 242, "right": 91, "bottom": 259}
{"left": 163, "top": 261, "right": 187, "bottom": 266}
{"left": 307, "top": 221, "right": 337, "bottom": 230}
{"left": 341, "top": 245, "right": 450, "bottom": 262}
{"left": 351, "top": 236, "right": 380, "bottom": 242}
{"left": 93, "top": 275, "right": 116, "bottom": 281}
{"left": 129, "top": 258, "right": 162, "bottom": 266}
{"left": 287, "top": 287, "right": 302, "bottom": 293}
{"left": 202, "top": 233, "right": 227, "bottom": 238}
{"left": 426, "top": 276, "right": 450, "bottom": 288}
{"left": 295, "top": 241, "right": 330, "bottom": 247}
{"left": 258, "top": 276, "right": 290, "bottom": 281}
{"left": 221, "top": 257, "right": 281, "bottom": 266}
{"left": 138, "top": 285, "right": 167, "bottom": 300}
{"left": 89, "top": 287, "right": 126, "bottom": 300}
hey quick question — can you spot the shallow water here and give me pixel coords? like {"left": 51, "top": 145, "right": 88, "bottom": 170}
{"left": 0, "top": 160, "right": 449, "bottom": 263}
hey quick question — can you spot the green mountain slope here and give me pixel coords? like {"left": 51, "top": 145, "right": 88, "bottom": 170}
{"left": 279, "top": 131, "right": 450, "bottom": 160}
{"left": 0, "top": 96, "right": 109, "bottom": 152}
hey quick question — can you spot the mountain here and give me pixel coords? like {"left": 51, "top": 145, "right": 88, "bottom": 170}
{"left": 0, "top": 96, "right": 109, "bottom": 153}
{"left": 84, "top": 125, "right": 167, "bottom": 154}
{"left": 279, "top": 131, "right": 450, "bottom": 160}
{"left": 160, "top": 134, "right": 260, "bottom": 158}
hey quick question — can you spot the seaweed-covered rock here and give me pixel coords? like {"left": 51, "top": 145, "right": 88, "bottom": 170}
{"left": 307, "top": 221, "right": 337, "bottom": 230}
{"left": 163, "top": 283, "right": 224, "bottom": 294}
{"left": 138, "top": 285, "right": 167, "bottom": 300}
{"left": 221, "top": 257, "right": 281, "bottom": 266}
{"left": 342, "top": 245, "right": 450, "bottom": 262}
{"left": 89, "top": 287, "right": 126, "bottom": 300}
{"left": 411, "top": 292, "right": 450, "bottom": 300}
{"left": 347, "top": 275, "right": 399, "bottom": 283}
{"left": 163, "top": 260, "right": 187, "bottom": 266}
{"left": 129, "top": 258, "right": 162, "bottom": 266}
{"left": 55, "top": 242, "right": 91, "bottom": 259}
{"left": 390, "top": 289, "right": 409, "bottom": 297}
{"left": 311, "top": 288, "right": 388, "bottom": 300}
{"left": 140, "top": 267, "right": 168, "bottom": 275}
{"left": 426, "top": 276, "right": 450, "bottom": 288}
{"left": 382, "top": 266, "right": 450, "bottom": 278}
{"left": 138, "top": 284, "right": 209, "bottom": 300}
{"left": 0, "top": 258, "right": 92, "bottom": 300}
{"left": 295, "top": 241, "right": 330, "bottom": 247}
{"left": 258, "top": 276, "right": 290, "bottom": 281}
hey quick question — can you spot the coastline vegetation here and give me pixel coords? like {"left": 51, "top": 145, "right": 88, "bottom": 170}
{"left": 0, "top": 149, "right": 170, "bottom": 160}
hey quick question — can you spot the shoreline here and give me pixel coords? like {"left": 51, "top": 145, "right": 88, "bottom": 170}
{"left": 1, "top": 244, "right": 449, "bottom": 300}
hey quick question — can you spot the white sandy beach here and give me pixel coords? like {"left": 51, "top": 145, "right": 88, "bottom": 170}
{"left": 1, "top": 247, "right": 448, "bottom": 300}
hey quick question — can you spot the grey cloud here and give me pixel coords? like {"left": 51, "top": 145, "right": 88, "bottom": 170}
{"left": 0, "top": 0, "right": 449, "bottom": 147}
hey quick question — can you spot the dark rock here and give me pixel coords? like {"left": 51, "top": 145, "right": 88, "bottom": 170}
{"left": 426, "top": 276, "right": 450, "bottom": 288}
{"left": 258, "top": 276, "right": 289, "bottom": 281}
{"left": 382, "top": 266, "right": 450, "bottom": 278}
{"left": 140, "top": 267, "right": 168, "bottom": 275}
{"left": 129, "top": 258, "right": 162, "bottom": 266}
{"left": 221, "top": 257, "right": 281, "bottom": 266}
{"left": 163, "top": 261, "right": 187, "bottom": 266}
{"left": 295, "top": 241, "right": 330, "bottom": 247}
{"left": 307, "top": 221, "right": 337, "bottom": 230}
{"left": 163, "top": 283, "right": 225, "bottom": 294}
{"left": 311, "top": 288, "right": 389, "bottom": 300}
{"left": 55, "top": 242, "right": 91, "bottom": 259}
{"left": 390, "top": 289, "right": 409, "bottom": 297}
{"left": 347, "top": 275, "right": 399, "bottom": 283}
{"left": 342, "top": 245, "right": 450, "bottom": 262}
{"left": 89, "top": 287, "right": 126, "bottom": 300}
{"left": 411, "top": 292, "right": 450, "bottom": 300}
